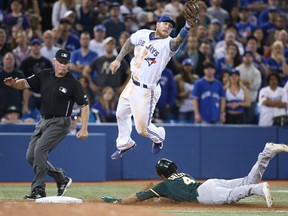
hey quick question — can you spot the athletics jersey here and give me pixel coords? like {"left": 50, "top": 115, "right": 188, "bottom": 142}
{"left": 258, "top": 86, "right": 288, "bottom": 126}
{"left": 130, "top": 29, "right": 177, "bottom": 85}
{"left": 225, "top": 88, "right": 245, "bottom": 113}
{"left": 136, "top": 173, "right": 202, "bottom": 202}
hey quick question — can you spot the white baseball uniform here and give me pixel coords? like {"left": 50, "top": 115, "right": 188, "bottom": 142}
{"left": 258, "top": 86, "right": 288, "bottom": 126}
{"left": 115, "top": 29, "right": 177, "bottom": 150}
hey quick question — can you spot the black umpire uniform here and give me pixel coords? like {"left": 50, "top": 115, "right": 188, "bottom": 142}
{"left": 24, "top": 49, "right": 89, "bottom": 199}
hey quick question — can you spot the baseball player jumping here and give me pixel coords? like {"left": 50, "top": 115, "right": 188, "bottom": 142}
{"left": 103, "top": 142, "right": 288, "bottom": 207}
{"left": 109, "top": 1, "right": 200, "bottom": 159}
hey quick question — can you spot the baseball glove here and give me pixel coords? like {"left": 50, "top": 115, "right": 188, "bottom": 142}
{"left": 181, "top": 0, "right": 200, "bottom": 28}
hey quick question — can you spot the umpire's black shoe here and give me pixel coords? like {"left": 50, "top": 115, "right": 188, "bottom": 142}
{"left": 57, "top": 177, "right": 72, "bottom": 196}
{"left": 24, "top": 188, "right": 46, "bottom": 200}
{"left": 111, "top": 144, "right": 136, "bottom": 160}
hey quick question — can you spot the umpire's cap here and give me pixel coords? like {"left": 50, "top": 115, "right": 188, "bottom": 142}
{"left": 158, "top": 15, "right": 176, "bottom": 28}
{"left": 55, "top": 49, "right": 71, "bottom": 64}
{"left": 155, "top": 158, "right": 178, "bottom": 178}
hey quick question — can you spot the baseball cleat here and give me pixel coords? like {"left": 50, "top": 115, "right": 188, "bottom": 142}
{"left": 24, "top": 188, "right": 46, "bottom": 200}
{"left": 57, "top": 177, "right": 72, "bottom": 196}
{"left": 261, "top": 182, "right": 273, "bottom": 208}
{"left": 152, "top": 142, "right": 163, "bottom": 154}
{"left": 265, "top": 142, "right": 288, "bottom": 154}
{"left": 111, "top": 143, "right": 136, "bottom": 160}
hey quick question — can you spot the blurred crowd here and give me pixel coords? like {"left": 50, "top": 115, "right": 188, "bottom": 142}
{"left": 0, "top": 0, "right": 288, "bottom": 128}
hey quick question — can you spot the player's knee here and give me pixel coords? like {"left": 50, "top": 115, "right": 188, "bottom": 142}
{"left": 135, "top": 126, "right": 148, "bottom": 136}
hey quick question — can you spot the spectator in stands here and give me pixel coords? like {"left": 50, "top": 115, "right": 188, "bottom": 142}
{"left": 117, "top": 31, "right": 132, "bottom": 64}
{"left": 0, "top": 29, "right": 10, "bottom": 70}
{"left": 51, "top": 0, "right": 76, "bottom": 28}
{"left": 154, "top": 67, "right": 177, "bottom": 123}
{"left": 236, "top": 50, "right": 262, "bottom": 124}
{"left": 12, "top": 30, "right": 32, "bottom": 69}
{"left": 225, "top": 69, "right": 250, "bottom": 124}
{"left": 62, "top": 10, "right": 78, "bottom": 36}
{"left": 174, "top": 35, "right": 199, "bottom": 73}
{"left": 20, "top": 38, "right": 53, "bottom": 113}
{"left": 83, "top": 37, "right": 131, "bottom": 99}
{"left": 258, "top": 0, "right": 283, "bottom": 27}
{"left": 0, "top": 52, "right": 25, "bottom": 119}
{"left": 245, "top": 36, "right": 268, "bottom": 86}
{"left": 265, "top": 40, "right": 288, "bottom": 87}
{"left": 206, "top": 18, "right": 222, "bottom": 45}
{"left": 29, "top": 14, "right": 43, "bottom": 40}
{"left": 260, "top": 7, "right": 279, "bottom": 39}
{"left": 9, "top": 25, "right": 22, "bottom": 50}
{"left": 194, "top": 40, "right": 214, "bottom": 78}
{"left": 197, "top": 1, "right": 211, "bottom": 27}
{"left": 74, "top": 0, "right": 98, "bottom": 36}
{"left": 40, "top": 0, "right": 57, "bottom": 31}
{"left": 214, "top": 27, "right": 244, "bottom": 60}
{"left": 192, "top": 62, "right": 226, "bottom": 124}
{"left": 124, "top": 15, "right": 138, "bottom": 35}
{"left": 3, "top": 0, "right": 32, "bottom": 42}
{"left": 55, "top": 18, "right": 80, "bottom": 52}
{"left": 258, "top": 73, "right": 288, "bottom": 126}
{"left": 236, "top": 7, "right": 257, "bottom": 44}
{"left": 219, "top": 69, "right": 230, "bottom": 86}
{"left": 215, "top": 43, "right": 242, "bottom": 79}
{"left": 266, "top": 14, "right": 287, "bottom": 47}
{"left": 206, "top": 0, "right": 229, "bottom": 29}
{"left": 252, "top": 28, "right": 265, "bottom": 55}
{"left": 1, "top": 105, "right": 23, "bottom": 124}
{"left": 163, "top": 0, "right": 184, "bottom": 19}
{"left": 120, "top": 0, "right": 143, "bottom": 18}
{"left": 103, "top": 2, "right": 126, "bottom": 41}
{"left": 265, "top": 29, "right": 288, "bottom": 60}
{"left": 90, "top": 86, "right": 117, "bottom": 123}
{"left": 93, "top": 0, "right": 110, "bottom": 25}
{"left": 40, "top": 30, "right": 60, "bottom": 64}
{"left": 228, "top": 5, "right": 240, "bottom": 26}
{"left": 174, "top": 59, "right": 198, "bottom": 123}
{"left": 89, "top": 24, "right": 107, "bottom": 56}
{"left": 70, "top": 31, "right": 98, "bottom": 79}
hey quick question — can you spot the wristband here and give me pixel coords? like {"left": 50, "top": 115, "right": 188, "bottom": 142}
{"left": 179, "top": 22, "right": 191, "bottom": 38}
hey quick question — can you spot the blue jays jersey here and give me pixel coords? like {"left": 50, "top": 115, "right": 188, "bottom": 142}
{"left": 192, "top": 78, "right": 225, "bottom": 123}
{"left": 130, "top": 29, "right": 177, "bottom": 85}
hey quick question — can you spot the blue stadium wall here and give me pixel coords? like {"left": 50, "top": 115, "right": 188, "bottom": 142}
{"left": 0, "top": 124, "right": 288, "bottom": 182}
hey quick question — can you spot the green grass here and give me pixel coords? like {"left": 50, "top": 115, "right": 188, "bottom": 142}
{"left": 1, "top": 183, "right": 288, "bottom": 216}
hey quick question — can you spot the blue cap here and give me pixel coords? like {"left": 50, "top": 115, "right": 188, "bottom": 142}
{"left": 93, "top": 24, "right": 106, "bottom": 32}
{"left": 31, "top": 38, "right": 42, "bottom": 45}
{"left": 182, "top": 58, "right": 194, "bottom": 67}
{"left": 158, "top": 15, "right": 176, "bottom": 28}
{"left": 229, "top": 69, "right": 240, "bottom": 76}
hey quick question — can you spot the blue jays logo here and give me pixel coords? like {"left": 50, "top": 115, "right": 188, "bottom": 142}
{"left": 144, "top": 58, "right": 157, "bottom": 66}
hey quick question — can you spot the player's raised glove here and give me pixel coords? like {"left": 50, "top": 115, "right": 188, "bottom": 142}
{"left": 181, "top": 0, "right": 200, "bottom": 28}
{"left": 102, "top": 196, "right": 122, "bottom": 203}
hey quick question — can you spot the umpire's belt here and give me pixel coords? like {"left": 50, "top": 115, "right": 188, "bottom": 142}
{"left": 42, "top": 115, "right": 67, "bottom": 119}
{"left": 132, "top": 76, "right": 158, "bottom": 89}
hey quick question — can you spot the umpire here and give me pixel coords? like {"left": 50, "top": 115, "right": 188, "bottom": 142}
{"left": 3, "top": 49, "right": 90, "bottom": 199}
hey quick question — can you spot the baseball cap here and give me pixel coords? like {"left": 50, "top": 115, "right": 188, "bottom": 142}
{"left": 268, "top": 6, "right": 277, "bottom": 12}
{"left": 6, "top": 106, "right": 21, "bottom": 114}
{"left": 63, "top": 10, "right": 75, "bottom": 18}
{"left": 55, "top": 49, "right": 71, "bottom": 64}
{"left": 229, "top": 69, "right": 240, "bottom": 76}
{"left": 158, "top": 15, "right": 176, "bottom": 28}
{"left": 203, "top": 62, "right": 215, "bottom": 69}
{"left": 97, "top": 0, "right": 109, "bottom": 5}
{"left": 109, "top": 2, "right": 121, "bottom": 8}
{"left": 103, "top": 37, "right": 116, "bottom": 45}
{"left": 211, "top": 18, "right": 220, "bottom": 25}
{"left": 31, "top": 38, "right": 42, "bottom": 45}
{"left": 182, "top": 58, "right": 194, "bottom": 67}
{"left": 93, "top": 24, "right": 106, "bottom": 32}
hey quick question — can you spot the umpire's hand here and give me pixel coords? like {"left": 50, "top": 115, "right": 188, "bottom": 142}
{"left": 76, "top": 128, "right": 88, "bottom": 139}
